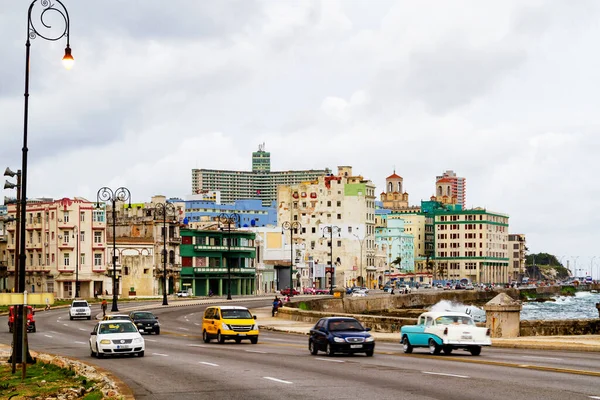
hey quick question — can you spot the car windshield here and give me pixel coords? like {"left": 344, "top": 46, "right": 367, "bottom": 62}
{"left": 99, "top": 322, "right": 137, "bottom": 334}
{"left": 132, "top": 312, "right": 156, "bottom": 319}
{"left": 435, "top": 316, "right": 474, "bottom": 326}
{"left": 72, "top": 301, "right": 88, "bottom": 308}
{"left": 221, "top": 309, "right": 252, "bottom": 319}
{"left": 328, "top": 320, "right": 364, "bottom": 331}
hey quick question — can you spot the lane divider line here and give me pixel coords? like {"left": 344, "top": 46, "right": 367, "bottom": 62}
{"left": 521, "top": 356, "right": 563, "bottom": 361}
{"left": 152, "top": 353, "right": 169, "bottom": 357}
{"left": 316, "top": 358, "right": 344, "bottom": 363}
{"left": 74, "top": 341, "right": 87, "bottom": 344}
{"left": 44, "top": 335, "right": 53, "bottom": 338}
{"left": 189, "top": 344, "right": 207, "bottom": 348}
{"left": 199, "top": 361, "right": 219, "bottom": 367}
{"left": 264, "top": 377, "right": 293, "bottom": 384}
{"left": 145, "top": 339, "right": 157, "bottom": 342}
{"left": 422, "top": 371, "right": 469, "bottom": 379}
{"left": 246, "top": 350, "right": 267, "bottom": 354}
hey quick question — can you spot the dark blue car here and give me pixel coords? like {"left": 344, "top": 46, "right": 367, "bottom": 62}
{"left": 308, "top": 317, "right": 375, "bottom": 357}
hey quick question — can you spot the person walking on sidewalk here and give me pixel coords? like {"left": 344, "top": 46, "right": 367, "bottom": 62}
{"left": 272, "top": 297, "right": 280, "bottom": 317}
{"left": 101, "top": 299, "right": 108, "bottom": 317}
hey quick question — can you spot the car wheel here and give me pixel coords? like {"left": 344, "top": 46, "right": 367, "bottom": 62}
{"left": 365, "top": 350, "right": 374, "bottom": 357}
{"left": 70, "top": 316, "right": 73, "bottom": 321}
{"left": 31, "top": 326, "right": 36, "bottom": 333}
{"left": 235, "top": 338, "right": 242, "bottom": 344}
{"left": 203, "top": 330, "right": 211, "bottom": 343}
{"left": 96, "top": 350, "right": 104, "bottom": 359}
{"left": 428, "top": 339, "right": 441, "bottom": 355}
{"left": 442, "top": 346, "right": 453, "bottom": 355}
{"left": 155, "top": 328, "right": 160, "bottom": 335}
{"left": 469, "top": 346, "right": 482, "bottom": 356}
{"left": 90, "top": 346, "right": 96, "bottom": 357}
{"left": 326, "top": 343, "right": 335, "bottom": 357}
{"left": 402, "top": 336, "right": 413, "bottom": 354}
{"left": 217, "top": 331, "right": 225, "bottom": 344}
{"left": 138, "top": 351, "right": 145, "bottom": 357}
{"left": 250, "top": 337, "right": 258, "bottom": 344}
{"left": 87, "top": 316, "right": 91, "bottom": 320}
{"left": 309, "top": 340, "right": 318, "bottom": 355}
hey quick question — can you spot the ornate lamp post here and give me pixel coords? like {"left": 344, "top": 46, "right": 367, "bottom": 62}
{"left": 96, "top": 187, "right": 131, "bottom": 312}
{"left": 352, "top": 232, "right": 372, "bottom": 288}
{"left": 281, "top": 221, "right": 301, "bottom": 296}
{"left": 322, "top": 225, "right": 341, "bottom": 294}
{"left": 73, "top": 226, "right": 79, "bottom": 298}
{"left": 218, "top": 213, "right": 239, "bottom": 300}
{"left": 152, "top": 202, "right": 177, "bottom": 306}
{"left": 12, "top": 0, "right": 73, "bottom": 367}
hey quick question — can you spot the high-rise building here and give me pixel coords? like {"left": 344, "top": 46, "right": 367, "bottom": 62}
{"left": 435, "top": 170, "right": 466, "bottom": 208}
{"left": 508, "top": 234, "right": 526, "bottom": 281}
{"left": 192, "top": 145, "right": 330, "bottom": 206}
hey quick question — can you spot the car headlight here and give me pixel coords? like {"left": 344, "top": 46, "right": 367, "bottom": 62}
{"left": 251, "top": 324, "right": 258, "bottom": 331}
{"left": 333, "top": 337, "right": 346, "bottom": 343}
{"left": 154, "top": 322, "right": 159, "bottom": 326}
{"left": 100, "top": 339, "right": 111, "bottom": 344}
{"left": 133, "top": 338, "right": 143, "bottom": 343}
{"left": 221, "top": 323, "right": 230, "bottom": 330}
{"left": 365, "top": 336, "right": 375, "bottom": 343}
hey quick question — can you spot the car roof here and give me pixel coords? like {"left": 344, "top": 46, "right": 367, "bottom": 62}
{"left": 321, "top": 317, "right": 359, "bottom": 322}
{"left": 208, "top": 306, "right": 249, "bottom": 310}
{"left": 420, "top": 311, "right": 472, "bottom": 318}
{"left": 98, "top": 319, "right": 135, "bottom": 325}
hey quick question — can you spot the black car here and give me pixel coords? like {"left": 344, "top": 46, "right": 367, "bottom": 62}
{"left": 308, "top": 317, "right": 375, "bottom": 357}
{"left": 129, "top": 311, "right": 160, "bottom": 335}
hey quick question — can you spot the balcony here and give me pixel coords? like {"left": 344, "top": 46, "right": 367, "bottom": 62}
{"left": 168, "top": 236, "right": 181, "bottom": 244}
{"left": 193, "top": 244, "right": 255, "bottom": 252}
{"left": 192, "top": 267, "right": 256, "bottom": 274}
{"left": 58, "top": 242, "right": 75, "bottom": 250}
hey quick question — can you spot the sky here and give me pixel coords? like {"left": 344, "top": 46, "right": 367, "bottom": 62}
{"left": 1, "top": 0, "right": 600, "bottom": 275}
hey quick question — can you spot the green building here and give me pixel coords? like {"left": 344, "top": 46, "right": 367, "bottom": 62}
{"left": 180, "top": 228, "right": 257, "bottom": 296}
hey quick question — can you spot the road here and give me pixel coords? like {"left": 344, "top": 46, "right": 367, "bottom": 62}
{"left": 1, "top": 298, "right": 599, "bottom": 400}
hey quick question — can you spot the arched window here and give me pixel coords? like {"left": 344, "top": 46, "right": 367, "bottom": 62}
{"left": 437, "top": 186, "right": 442, "bottom": 196}
{"left": 447, "top": 187, "right": 451, "bottom": 196}
{"left": 397, "top": 182, "right": 402, "bottom": 193}
{"left": 388, "top": 182, "right": 393, "bottom": 192}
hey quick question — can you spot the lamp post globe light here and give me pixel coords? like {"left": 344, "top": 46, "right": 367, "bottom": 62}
{"left": 152, "top": 202, "right": 177, "bottom": 306}
{"left": 96, "top": 187, "right": 131, "bottom": 312}
{"left": 281, "top": 221, "right": 301, "bottom": 296}
{"left": 218, "top": 213, "right": 240, "bottom": 300}
{"left": 322, "top": 225, "right": 341, "bottom": 294}
{"left": 11, "top": 0, "right": 73, "bottom": 367}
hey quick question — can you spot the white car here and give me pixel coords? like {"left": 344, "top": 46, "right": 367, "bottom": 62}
{"left": 177, "top": 291, "right": 190, "bottom": 297}
{"left": 351, "top": 289, "right": 367, "bottom": 297}
{"left": 400, "top": 311, "right": 491, "bottom": 356}
{"left": 69, "top": 300, "right": 91, "bottom": 320}
{"left": 89, "top": 320, "right": 145, "bottom": 358}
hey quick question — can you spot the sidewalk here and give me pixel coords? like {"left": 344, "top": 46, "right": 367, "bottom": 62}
{"left": 251, "top": 306, "right": 600, "bottom": 352}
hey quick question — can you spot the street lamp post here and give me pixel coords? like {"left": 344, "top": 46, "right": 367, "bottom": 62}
{"left": 322, "top": 225, "right": 341, "bottom": 294}
{"left": 352, "top": 232, "right": 372, "bottom": 288}
{"left": 281, "top": 222, "right": 301, "bottom": 296}
{"left": 152, "top": 202, "right": 177, "bottom": 306}
{"left": 10, "top": 0, "right": 73, "bottom": 367}
{"left": 218, "top": 213, "right": 239, "bottom": 300}
{"left": 73, "top": 226, "right": 79, "bottom": 298}
{"left": 96, "top": 187, "right": 131, "bottom": 312}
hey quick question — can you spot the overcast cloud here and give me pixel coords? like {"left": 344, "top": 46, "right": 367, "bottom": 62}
{"left": 1, "top": 0, "right": 599, "bottom": 274}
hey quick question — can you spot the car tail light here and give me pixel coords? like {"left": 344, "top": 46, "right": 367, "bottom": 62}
{"left": 486, "top": 328, "right": 491, "bottom": 336}
{"left": 443, "top": 327, "right": 448, "bottom": 335}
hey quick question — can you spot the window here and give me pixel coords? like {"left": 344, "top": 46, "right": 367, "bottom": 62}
{"left": 94, "top": 253, "right": 102, "bottom": 266}
{"left": 63, "top": 212, "right": 69, "bottom": 223}
{"left": 327, "top": 201, "right": 331, "bottom": 207}
{"left": 64, "top": 253, "right": 70, "bottom": 266}
{"left": 38, "top": 253, "right": 42, "bottom": 266}
{"left": 312, "top": 227, "right": 316, "bottom": 234}
{"left": 337, "top": 240, "right": 342, "bottom": 247}
{"left": 92, "top": 210, "right": 104, "bottom": 223}
{"left": 80, "top": 254, "right": 85, "bottom": 265}
{"left": 63, "top": 231, "right": 69, "bottom": 243}
{"left": 94, "top": 231, "right": 102, "bottom": 244}
{"left": 80, "top": 231, "right": 85, "bottom": 242}
{"left": 348, "top": 226, "right": 352, "bottom": 233}
{"left": 337, "top": 201, "right": 341, "bottom": 207}
{"left": 80, "top": 211, "right": 85, "bottom": 222}
{"left": 337, "top": 214, "right": 341, "bottom": 220}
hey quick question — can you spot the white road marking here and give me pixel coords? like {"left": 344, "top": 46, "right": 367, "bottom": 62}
{"left": 152, "top": 353, "right": 169, "bottom": 357}
{"left": 264, "top": 377, "right": 293, "bottom": 384}
{"left": 74, "top": 341, "right": 87, "bottom": 344}
{"left": 246, "top": 350, "right": 267, "bottom": 354}
{"left": 422, "top": 371, "right": 469, "bottom": 379}
{"left": 44, "top": 335, "right": 53, "bottom": 338}
{"left": 194, "top": 323, "right": 200, "bottom": 326}
{"left": 589, "top": 397, "right": 600, "bottom": 399}
{"left": 145, "top": 339, "right": 157, "bottom": 342}
{"left": 261, "top": 338, "right": 284, "bottom": 341}
{"left": 521, "top": 356, "right": 563, "bottom": 361}
{"left": 199, "top": 361, "right": 219, "bottom": 367}
{"left": 189, "top": 344, "right": 207, "bottom": 348}
{"left": 78, "top": 328, "right": 87, "bottom": 331}
{"left": 316, "top": 357, "right": 344, "bottom": 363}
{"left": 63, "top": 324, "right": 69, "bottom": 326}
{"left": 178, "top": 327, "right": 189, "bottom": 331}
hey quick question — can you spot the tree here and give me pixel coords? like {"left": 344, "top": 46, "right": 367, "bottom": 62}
{"left": 391, "top": 256, "right": 402, "bottom": 269}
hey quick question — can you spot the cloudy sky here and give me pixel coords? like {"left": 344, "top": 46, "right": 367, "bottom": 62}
{"left": 1, "top": 0, "right": 599, "bottom": 275}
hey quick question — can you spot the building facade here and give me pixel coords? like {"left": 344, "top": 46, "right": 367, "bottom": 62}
{"left": 184, "top": 199, "right": 277, "bottom": 228}
{"left": 179, "top": 227, "right": 257, "bottom": 296}
{"left": 436, "top": 170, "right": 466, "bottom": 208}
{"left": 508, "top": 234, "right": 527, "bottom": 281}
{"left": 375, "top": 218, "right": 415, "bottom": 273}
{"left": 277, "top": 166, "right": 376, "bottom": 288}
{"left": 192, "top": 144, "right": 330, "bottom": 206}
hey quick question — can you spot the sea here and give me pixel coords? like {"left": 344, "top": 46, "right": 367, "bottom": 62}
{"left": 429, "top": 291, "right": 600, "bottom": 322}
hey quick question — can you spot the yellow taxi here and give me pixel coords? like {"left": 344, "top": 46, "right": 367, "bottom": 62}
{"left": 202, "top": 306, "right": 258, "bottom": 344}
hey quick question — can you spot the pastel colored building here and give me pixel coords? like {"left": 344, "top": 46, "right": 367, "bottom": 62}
{"left": 184, "top": 199, "right": 277, "bottom": 228}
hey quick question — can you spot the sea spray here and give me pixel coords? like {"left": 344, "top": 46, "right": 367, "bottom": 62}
{"left": 428, "top": 300, "right": 486, "bottom": 322}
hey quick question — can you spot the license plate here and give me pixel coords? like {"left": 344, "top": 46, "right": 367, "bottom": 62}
{"left": 139, "top": 329, "right": 144, "bottom": 332}
{"left": 350, "top": 344, "right": 362, "bottom": 349}
{"left": 116, "top": 345, "right": 130, "bottom": 349}
{"left": 461, "top": 335, "right": 472, "bottom": 340}
{"left": 238, "top": 333, "right": 246, "bottom": 336}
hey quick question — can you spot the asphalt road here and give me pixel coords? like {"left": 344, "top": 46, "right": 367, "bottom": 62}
{"left": 1, "top": 299, "right": 600, "bottom": 400}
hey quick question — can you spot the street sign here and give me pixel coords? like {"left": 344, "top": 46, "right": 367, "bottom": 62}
{"left": 0, "top": 292, "right": 55, "bottom": 306}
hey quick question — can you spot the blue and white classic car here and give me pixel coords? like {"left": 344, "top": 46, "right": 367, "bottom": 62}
{"left": 400, "top": 311, "right": 491, "bottom": 356}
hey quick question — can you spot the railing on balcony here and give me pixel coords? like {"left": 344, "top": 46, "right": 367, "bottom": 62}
{"left": 192, "top": 267, "right": 256, "bottom": 274}
{"left": 193, "top": 244, "right": 255, "bottom": 252}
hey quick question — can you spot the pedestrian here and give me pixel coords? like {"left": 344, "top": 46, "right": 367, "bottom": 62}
{"left": 101, "top": 299, "right": 108, "bottom": 317}
{"left": 44, "top": 297, "right": 50, "bottom": 311}
{"left": 105, "top": 289, "right": 108, "bottom": 296}
{"left": 272, "top": 296, "right": 279, "bottom": 317}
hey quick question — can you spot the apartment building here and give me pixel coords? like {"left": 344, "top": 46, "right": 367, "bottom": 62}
{"left": 508, "top": 234, "right": 527, "bottom": 281}
{"left": 3, "top": 197, "right": 109, "bottom": 298}
{"left": 192, "top": 145, "right": 330, "bottom": 206}
{"left": 433, "top": 208, "right": 509, "bottom": 284}
{"left": 436, "top": 170, "right": 466, "bottom": 208}
{"left": 277, "top": 166, "right": 376, "bottom": 288}
{"left": 375, "top": 218, "right": 415, "bottom": 273}
{"left": 184, "top": 198, "right": 277, "bottom": 228}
